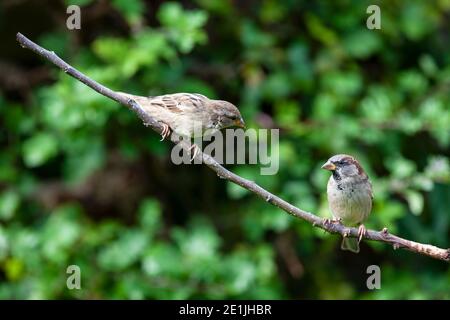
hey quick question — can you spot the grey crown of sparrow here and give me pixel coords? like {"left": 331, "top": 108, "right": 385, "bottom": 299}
{"left": 118, "top": 92, "right": 245, "bottom": 141}
{"left": 322, "top": 154, "right": 373, "bottom": 253}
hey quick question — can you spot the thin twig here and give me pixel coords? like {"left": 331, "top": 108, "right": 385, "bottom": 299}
{"left": 16, "top": 32, "right": 450, "bottom": 262}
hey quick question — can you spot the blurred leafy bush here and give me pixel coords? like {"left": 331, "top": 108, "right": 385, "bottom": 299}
{"left": 0, "top": 0, "right": 449, "bottom": 299}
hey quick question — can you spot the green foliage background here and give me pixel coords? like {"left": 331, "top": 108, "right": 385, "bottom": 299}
{"left": 0, "top": 0, "right": 449, "bottom": 299}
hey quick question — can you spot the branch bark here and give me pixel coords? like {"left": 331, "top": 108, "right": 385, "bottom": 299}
{"left": 16, "top": 32, "right": 450, "bottom": 262}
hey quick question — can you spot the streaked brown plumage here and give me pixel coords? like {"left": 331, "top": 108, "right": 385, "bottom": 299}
{"left": 322, "top": 154, "right": 373, "bottom": 253}
{"left": 118, "top": 92, "right": 245, "bottom": 140}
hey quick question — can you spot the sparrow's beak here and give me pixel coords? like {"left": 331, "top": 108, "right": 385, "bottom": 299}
{"left": 234, "top": 117, "right": 246, "bottom": 129}
{"left": 321, "top": 161, "right": 336, "bottom": 171}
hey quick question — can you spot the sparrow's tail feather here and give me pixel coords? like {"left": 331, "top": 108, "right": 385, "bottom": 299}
{"left": 116, "top": 92, "right": 140, "bottom": 100}
{"left": 341, "top": 237, "right": 360, "bottom": 253}
{"left": 116, "top": 92, "right": 153, "bottom": 109}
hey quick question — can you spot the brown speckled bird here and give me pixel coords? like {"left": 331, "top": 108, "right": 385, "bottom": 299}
{"left": 118, "top": 92, "right": 245, "bottom": 158}
{"left": 322, "top": 154, "right": 373, "bottom": 253}
{"left": 119, "top": 92, "right": 244, "bottom": 138}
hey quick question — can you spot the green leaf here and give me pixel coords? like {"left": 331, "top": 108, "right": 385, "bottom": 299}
{"left": 398, "top": 70, "right": 428, "bottom": 94}
{"left": 401, "top": 2, "right": 438, "bottom": 40}
{"left": 158, "top": 2, "right": 208, "bottom": 53}
{"left": 0, "top": 190, "right": 20, "bottom": 221}
{"left": 63, "top": 136, "right": 105, "bottom": 184}
{"left": 142, "top": 243, "right": 181, "bottom": 277}
{"left": 138, "top": 198, "right": 161, "bottom": 233}
{"left": 41, "top": 204, "right": 83, "bottom": 264}
{"left": 92, "top": 37, "right": 131, "bottom": 64}
{"left": 172, "top": 219, "right": 221, "bottom": 260}
{"left": 405, "top": 190, "right": 424, "bottom": 215}
{"left": 260, "top": 0, "right": 286, "bottom": 23}
{"left": 305, "top": 13, "right": 338, "bottom": 46}
{"left": 419, "top": 54, "right": 438, "bottom": 77}
{"left": 274, "top": 100, "right": 301, "bottom": 127}
{"left": 343, "top": 30, "right": 381, "bottom": 58}
{"left": 98, "top": 231, "right": 148, "bottom": 271}
{"left": 323, "top": 71, "right": 362, "bottom": 97}
{"left": 386, "top": 157, "right": 416, "bottom": 179}
{"left": 4, "top": 258, "right": 24, "bottom": 281}
{"left": 22, "top": 133, "right": 58, "bottom": 167}
{"left": 112, "top": 0, "right": 144, "bottom": 25}
{"left": 263, "top": 72, "right": 293, "bottom": 100}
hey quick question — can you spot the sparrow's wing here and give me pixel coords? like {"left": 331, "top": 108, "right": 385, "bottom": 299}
{"left": 368, "top": 179, "right": 374, "bottom": 200}
{"left": 149, "top": 93, "right": 209, "bottom": 113}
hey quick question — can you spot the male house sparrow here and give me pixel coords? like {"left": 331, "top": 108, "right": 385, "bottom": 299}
{"left": 322, "top": 154, "right": 373, "bottom": 253}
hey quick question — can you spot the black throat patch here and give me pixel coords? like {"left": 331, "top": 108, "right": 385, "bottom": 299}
{"left": 332, "top": 170, "right": 341, "bottom": 182}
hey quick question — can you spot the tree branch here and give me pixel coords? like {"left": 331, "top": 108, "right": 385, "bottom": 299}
{"left": 16, "top": 32, "right": 450, "bottom": 262}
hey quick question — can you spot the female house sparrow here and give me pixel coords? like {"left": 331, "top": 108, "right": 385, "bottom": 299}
{"left": 119, "top": 92, "right": 245, "bottom": 138}
{"left": 321, "top": 154, "right": 373, "bottom": 253}
{"left": 118, "top": 92, "right": 245, "bottom": 159}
